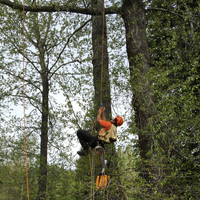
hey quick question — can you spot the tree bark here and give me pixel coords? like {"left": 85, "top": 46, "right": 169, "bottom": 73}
{"left": 92, "top": 0, "right": 111, "bottom": 117}
{"left": 0, "top": 0, "right": 121, "bottom": 14}
{"left": 37, "top": 41, "right": 49, "bottom": 200}
{"left": 121, "top": 0, "right": 154, "bottom": 182}
{"left": 91, "top": 1, "right": 125, "bottom": 199}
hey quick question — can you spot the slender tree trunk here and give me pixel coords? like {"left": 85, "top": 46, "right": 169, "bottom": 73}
{"left": 122, "top": 0, "right": 154, "bottom": 182}
{"left": 37, "top": 42, "right": 49, "bottom": 200}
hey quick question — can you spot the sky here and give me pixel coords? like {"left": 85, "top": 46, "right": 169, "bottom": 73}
{"left": 0, "top": 0, "right": 134, "bottom": 170}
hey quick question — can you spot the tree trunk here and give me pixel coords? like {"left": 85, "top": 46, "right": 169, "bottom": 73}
{"left": 92, "top": 0, "right": 125, "bottom": 199}
{"left": 122, "top": 0, "right": 154, "bottom": 182}
{"left": 37, "top": 42, "right": 49, "bottom": 200}
{"left": 92, "top": 0, "right": 111, "bottom": 117}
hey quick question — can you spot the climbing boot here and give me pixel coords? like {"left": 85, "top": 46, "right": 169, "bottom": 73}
{"left": 77, "top": 148, "right": 88, "bottom": 156}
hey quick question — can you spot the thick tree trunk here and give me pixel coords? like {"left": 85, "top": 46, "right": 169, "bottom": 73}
{"left": 37, "top": 43, "right": 49, "bottom": 200}
{"left": 122, "top": 0, "right": 154, "bottom": 182}
{"left": 92, "top": 0, "right": 111, "bottom": 117}
{"left": 92, "top": 1, "right": 125, "bottom": 199}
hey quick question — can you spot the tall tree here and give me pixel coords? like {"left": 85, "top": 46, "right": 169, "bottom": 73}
{"left": 3, "top": 0, "right": 200, "bottom": 199}
{"left": 91, "top": 0, "right": 125, "bottom": 199}
{"left": 0, "top": 0, "right": 154, "bottom": 189}
{"left": 121, "top": 0, "right": 154, "bottom": 185}
{"left": 92, "top": 0, "right": 111, "bottom": 114}
{"left": 0, "top": 5, "right": 92, "bottom": 199}
{"left": 144, "top": 0, "right": 200, "bottom": 198}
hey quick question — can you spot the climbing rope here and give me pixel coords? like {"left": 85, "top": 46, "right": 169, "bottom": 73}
{"left": 100, "top": 0, "right": 105, "bottom": 104}
{"left": 88, "top": 0, "right": 106, "bottom": 198}
{"left": 22, "top": 0, "right": 29, "bottom": 199}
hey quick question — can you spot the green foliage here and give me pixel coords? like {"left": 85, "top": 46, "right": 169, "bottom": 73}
{"left": 74, "top": 154, "right": 92, "bottom": 200}
{"left": 118, "top": 146, "right": 144, "bottom": 199}
{"left": 0, "top": 0, "right": 94, "bottom": 160}
{"left": 46, "top": 165, "right": 77, "bottom": 200}
{"left": 0, "top": 0, "right": 131, "bottom": 198}
{"left": 0, "top": 1, "right": 95, "bottom": 199}
{"left": 136, "top": 0, "right": 200, "bottom": 199}
{"left": 2, "top": 0, "right": 199, "bottom": 199}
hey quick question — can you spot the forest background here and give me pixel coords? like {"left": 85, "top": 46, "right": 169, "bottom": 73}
{"left": 0, "top": 0, "right": 200, "bottom": 199}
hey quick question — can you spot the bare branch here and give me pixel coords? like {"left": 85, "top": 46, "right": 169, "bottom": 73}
{"left": 49, "top": 60, "right": 81, "bottom": 79}
{"left": 146, "top": 7, "right": 183, "bottom": 17}
{"left": 49, "top": 18, "right": 91, "bottom": 75}
{"left": 0, "top": 0, "right": 120, "bottom": 15}
{"left": 4, "top": 69, "right": 42, "bottom": 92}
{"left": 1, "top": 29, "right": 42, "bottom": 75}
{"left": 64, "top": 93, "right": 82, "bottom": 130}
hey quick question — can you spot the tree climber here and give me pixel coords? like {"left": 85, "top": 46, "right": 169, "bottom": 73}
{"left": 77, "top": 106, "right": 123, "bottom": 156}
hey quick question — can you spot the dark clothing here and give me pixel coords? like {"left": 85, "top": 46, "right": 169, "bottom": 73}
{"left": 77, "top": 129, "right": 98, "bottom": 149}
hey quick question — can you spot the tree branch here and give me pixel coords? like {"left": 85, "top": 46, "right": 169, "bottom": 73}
{"left": 64, "top": 93, "right": 82, "bottom": 130}
{"left": 49, "top": 18, "right": 91, "bottom": 76}
{"left": 1, "top": 28, "right": 42, "bottom": 75}
{"left": 4, "top": 69, "right": 42, "bottom": 92}
{"left": 49, "top": 60, "right": 81, "bottom": 80}
{"left": 146, "top": 7, "right": 183, "bottom": 17}
{"left": 0, "top": 0, "right": 121, "bottom": 15}
{"left": 0, "top": 0, "right": 184, "bottom": 18}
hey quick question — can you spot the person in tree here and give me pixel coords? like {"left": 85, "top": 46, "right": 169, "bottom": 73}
{"left": 77, "top": 106, "right": 123, "bottom": 156}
